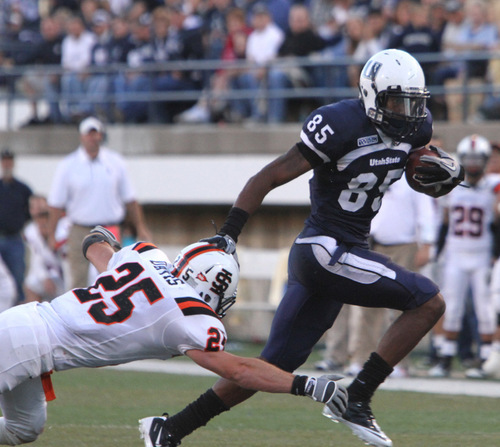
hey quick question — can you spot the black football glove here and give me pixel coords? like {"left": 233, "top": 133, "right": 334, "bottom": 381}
{"left": 414, "top": 145, "right": 465, "bottom": 188}
{"left": 200, "top": 234, "right": 236, "bottom": 254}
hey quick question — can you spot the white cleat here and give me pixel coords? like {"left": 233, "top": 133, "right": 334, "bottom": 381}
{"left": 323, "top": 401, "right": 393, "bottom": 447}
{"left": 138, "top": 415, "right": 180, "bottom": 447}
{"left": 138, "top": 417, "right": 156, "bottom": 447}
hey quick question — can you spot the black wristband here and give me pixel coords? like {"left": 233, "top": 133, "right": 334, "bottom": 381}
{"left": 218, "top": 207, "right": 249, "bottom": 242}
{"left": 291, "top": 375, "right": 308, "bottom": 396}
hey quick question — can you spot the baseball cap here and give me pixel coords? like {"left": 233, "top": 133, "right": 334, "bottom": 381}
{"left": 1, "top": 148, "right": 14, "bottom": 159}
{"left": 79, "top": 117, "right": 104, "bottom": 135}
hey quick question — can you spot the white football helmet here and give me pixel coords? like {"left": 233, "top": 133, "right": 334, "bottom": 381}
{"left": 359, "top": 49, "right": 430, "bottom": 140}
{"left": 456, "top": 134, "right": 491, "bottom": 177}
{"left": 171, "top": 242, "right": 239, "bottom": 317}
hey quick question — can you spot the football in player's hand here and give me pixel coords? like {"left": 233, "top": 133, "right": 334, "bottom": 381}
{"left": 404, "top": 146, "right": 440, "bottom": 193}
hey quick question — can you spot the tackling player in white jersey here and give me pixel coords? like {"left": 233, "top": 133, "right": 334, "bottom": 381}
{"left": 0, "top": 227, "right": 348, "bottom": 445}
{"left": 429, "top": 135, "right": 500, "bottom": 377}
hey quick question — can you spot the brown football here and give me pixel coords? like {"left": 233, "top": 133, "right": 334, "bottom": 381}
{"left": 404, "top": 146, "right": 440, "bottom": 194}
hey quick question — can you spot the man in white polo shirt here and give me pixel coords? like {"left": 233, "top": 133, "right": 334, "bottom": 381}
{"left": 48, "top": 116, "right": 151, "bottom": 288}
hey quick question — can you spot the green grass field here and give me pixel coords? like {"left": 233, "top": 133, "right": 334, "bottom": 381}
{"left": 29, "top": 366, "right": 499, "bottom": 447}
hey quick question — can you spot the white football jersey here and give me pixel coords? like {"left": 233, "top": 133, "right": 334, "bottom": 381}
{"left": 37, "top": 243, "right": 227, "bottom": 371}
{"left": 442, "top": 173, "right": 500, "bottom": 254}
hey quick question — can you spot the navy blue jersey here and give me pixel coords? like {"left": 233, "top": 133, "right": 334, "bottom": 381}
{"left": 298, "top": 99, "right": 432, "bottom": 246}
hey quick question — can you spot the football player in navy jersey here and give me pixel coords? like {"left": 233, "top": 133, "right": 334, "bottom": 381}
{"left": 141, "top": 49, "right": 464, "bottom": 447}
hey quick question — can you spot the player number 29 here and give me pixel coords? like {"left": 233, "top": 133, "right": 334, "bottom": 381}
{"left": 306, "top": 114, "right": 334, "bottom": 144}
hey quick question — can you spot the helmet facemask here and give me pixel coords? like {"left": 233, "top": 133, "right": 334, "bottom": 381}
{"left": 375, "top": 87, "right": 429, "bottom": 140}
{"left": 460, "top": 153, "right": 489, "bottom": 180}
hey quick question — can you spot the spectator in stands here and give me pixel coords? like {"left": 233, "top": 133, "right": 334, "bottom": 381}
{"left": 226, "top": 3, "right": 285, "bottom": 123}
{"left": 0, "top": 10, "right": 42, "bottom": 93}
{"left": 202, "top": 0, "right": 233, "bottom": 60}
{"left": 387, "top": 1, "right": 441, "bottom": 82}
{"left": 1, "top": 0, "right": 40, "bottom": 31}
{"left": 0, "top": 149, "right": 33, "bottom": 305}
{"left": 47, "top": 1, "right": 80, "bottom": 15}
{"left": 80, "top": 0, "right": 101, "bottom": 29}
{"left": 266, "top": 4, "right": 334, "bottom": 123}
{"left": 310, "top": 6, "right": 345, "bottom": 105}
{"left": 343, "top": 11, "right": 373, "bottom": 88}
{"left": 95, "top": 15, "right": 135, "bottom": 122}
{"left": 431, "top": 0, "right": 466, "bottom": 120}
{"left": 208, "top": 7, "right": 253, "bottom": 123}
{"left": 245, "top": 0, "right": 291, "bottom": 33}
{"left": 365, "top": 5, "right": 391, "bottom": 50}
{"left": 153, "top": 3, "right": 205, "bottom": 123}
{"left": 23, "top": 196, "right": 67, "bottom": 303}
{"left": 385, "top": 0, "right": 412, "bottom": 43}
{"left": 428, "top": 0, "right": 448, "bottom": 40}
{"left": 308, "top": 0, "right": 339, "bottom": 31}
{"left": 442, "top": 0, "right": 498, "bottom": 121}
{"left": 125, "top": 0, "right": 150, "bottom": 22}
{"left": 450, "top": 0, "right": 498, "bottom": 75}
{"left": 60, "top": 13, "right": 97, "bottom": 122}
{"left": 114, "top": 12, "right": 152, "bottom": 122}
{"left": 16, "top": 15, "right": 65, "bottom": 125}
{"left": 108, "top": 0, "right": 133, "bottom": 17}
{"left": 116, "top": 5, "right": 204, "bottom": 124}
{"left": 86, "top": 9, "right": 114, "bottom": 120}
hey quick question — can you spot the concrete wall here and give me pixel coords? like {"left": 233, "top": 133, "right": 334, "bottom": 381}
{"left": 3, "top": 120, "right": 500, "bottom": 157}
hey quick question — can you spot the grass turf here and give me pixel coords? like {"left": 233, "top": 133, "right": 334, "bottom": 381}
{"left": 27, "top": 366, "right": 499, "bottom": 447}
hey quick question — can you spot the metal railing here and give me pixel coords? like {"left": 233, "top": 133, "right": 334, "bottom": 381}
{"left": 1, "top": 49, "right": 499, "bottom": 129}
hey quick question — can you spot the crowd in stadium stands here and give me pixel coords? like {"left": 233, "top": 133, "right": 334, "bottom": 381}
{"left": 1, "top": 0, "right": 500, "bottom": 125}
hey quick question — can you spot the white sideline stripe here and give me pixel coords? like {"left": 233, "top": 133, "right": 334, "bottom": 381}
{"left": 107, "top": 360, "right": 500, "bottom": 398}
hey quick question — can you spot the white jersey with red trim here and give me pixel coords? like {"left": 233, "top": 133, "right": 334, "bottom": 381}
{"left": 37, "top": 243, "right": 227, "bottom": 371}
{"left": 442, "top": 173, "right": 500, "bottom": 254}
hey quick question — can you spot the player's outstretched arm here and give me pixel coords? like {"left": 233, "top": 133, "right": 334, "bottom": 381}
{"left": 84, "top": 242, "right": 115, "bottom": 273}
{"left": 139, "top": 351, "right": 347, "bottom": 447}
{"left": 203, "top": 146, "right": 312, "bottom": 252}
{"left": 233, "top": 145, "right": 312, "bottom": 216}
{"left": 186, "top": 349, "right": 347, "bottom": 408}
{"left": 82, "top": 226, "right": 122, "bottom": 273}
